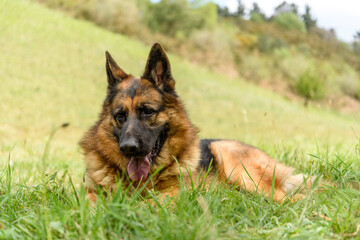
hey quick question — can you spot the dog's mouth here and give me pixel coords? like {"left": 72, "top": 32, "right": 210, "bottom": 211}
{"left": 126, "top": 128, "right": 167, "bottom": 183}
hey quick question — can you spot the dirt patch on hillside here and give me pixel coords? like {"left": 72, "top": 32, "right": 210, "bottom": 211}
{"left": 327, "top": 94, "right": 360, "bottom": 114}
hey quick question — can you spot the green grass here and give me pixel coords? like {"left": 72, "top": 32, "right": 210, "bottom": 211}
{"left": 0, "top": 0, "right": 360, "bottom": 238}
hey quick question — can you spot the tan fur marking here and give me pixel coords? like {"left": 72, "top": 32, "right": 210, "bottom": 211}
{"left": 117, "top": 76, "right": 138, "bottom": 88}
{"left": 209, "top": 140, "right": 305, "bottom": 201}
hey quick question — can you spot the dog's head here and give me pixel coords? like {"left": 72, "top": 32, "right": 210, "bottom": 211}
{"left": 103, "top": 43, "right": 177, "bottom": 183}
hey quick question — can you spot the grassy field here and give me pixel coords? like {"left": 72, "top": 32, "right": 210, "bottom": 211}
{"left": 0, "top": 0, "right": 360, "bottom": 239}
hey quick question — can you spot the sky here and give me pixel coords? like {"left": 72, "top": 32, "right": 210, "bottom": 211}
{"left": 214, "top": 0, "right": 360, "bottom": 42}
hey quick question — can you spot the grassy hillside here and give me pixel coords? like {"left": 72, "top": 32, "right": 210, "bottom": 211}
{"left": 0, "top": 0, "right": 359, "bottom": 239}
{"left": 31, "top": 0, "right": 360, "bottom": 110}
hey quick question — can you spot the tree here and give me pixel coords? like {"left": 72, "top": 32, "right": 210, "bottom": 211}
{"left": 273, "top": 12, "right": 306, "bottom": 32}
{"left": 354, "top": 31, "right": 360, "bottom": 42}
{"left": 250, "top": 2, "right": 266, "bottom": 21}
{"left": 217, "top": 5, "right": 230, "bottom": 18}
{"left": 146, "top": 0, "right": 207, "bottom": 37}
{"left": 301, "top": 5, "right": 317, "bottom": 31}
{"left": 274, "top": 1, "right": 298, "bottom": 16}
{"left": 194, "top": 2, "right": 218, "bottom": 29}
{"left": 353, "top": 30, "right": 360, "bottom": 54}
{"left": 217, "top": 0, "right": 244, "bottom": 19}
{"left": 290, "top": 3, "right": 298, "bottom": 15}
{"left": 233, "top": 0, "right": 245, "bottom": 17}
{"left": 250, "top": 2, "right": 261, "bottom": 15}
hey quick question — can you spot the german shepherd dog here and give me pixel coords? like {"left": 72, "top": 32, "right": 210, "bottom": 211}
{"left": 80, "top": 43, "right": 314, "bottom": 202}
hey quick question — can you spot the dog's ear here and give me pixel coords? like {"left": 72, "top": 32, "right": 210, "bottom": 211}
{"left": 105, "top": 51, "right": 128, "bottom": 88}
{"left": 142, "top": 43, "right": 175, "bottom": 92}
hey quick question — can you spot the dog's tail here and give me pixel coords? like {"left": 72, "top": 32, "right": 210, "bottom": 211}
{"left": 209, "top": 140, "right": 328, "bottom": 202}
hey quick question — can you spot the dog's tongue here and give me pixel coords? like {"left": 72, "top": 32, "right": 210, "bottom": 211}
{"left": 127, "top": 156, "right": 151, "bottom": 182}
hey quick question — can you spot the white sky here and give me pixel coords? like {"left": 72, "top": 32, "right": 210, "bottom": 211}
{"left": 214, "top": 0, "right": 360, "bottom": 42}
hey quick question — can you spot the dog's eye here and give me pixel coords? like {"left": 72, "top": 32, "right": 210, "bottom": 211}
{"left": 115, "top": 112, "right": 126, "bottom": 122}
{"left": 142, "top": 108, "right": 156, "bottom": 117}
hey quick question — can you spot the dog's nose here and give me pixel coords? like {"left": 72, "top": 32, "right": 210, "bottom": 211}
{"left": 119, "top": 138, "right": 140, "bottom": 156}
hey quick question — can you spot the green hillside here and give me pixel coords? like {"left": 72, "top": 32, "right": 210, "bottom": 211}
{"left": 31, "top": 0, "right": 360, "bottom": 109}
{"left": 1, "top": 0, "right": 359, "bottom": 154}
{"left": 0, "top": 0, "right": 359, "bottom": 239}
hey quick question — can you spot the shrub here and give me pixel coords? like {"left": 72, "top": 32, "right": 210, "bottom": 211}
{"left": 294, "top": 69, "right": 326, "bottom": 99}
{"left": 353, "top": 42, "right": 360, "bottom": 54}
{"left": 33, "top": 0, "right": 144, "bottom": 36}
{"left": 193, "top": 2, "right": 218, "bottom": 29}
{"left": 335, "top": 66, "right": 360, "bottom": 99}
{"left": 250, "top": 13, "right": 265, "bottom": 23}
{"left": 257, "top": 34, "right": 287, "bottom": 53}
{"left": 338, "top": 75, "right": 360, "bottom": 99}
{"left": 273, "top": 47, "right": 291, "bottom": 59}
{"left": 189, "top": 28, "right": 234, "bottom": 72}
{"left": 144, "top": 0, "right": 216, "bottom": 38}
{"left": 82, "top": 0, "right": 141, "bottom": 36}
{"left": 236, "top": 33, "right": 258, "bottom": 49}
{"left": 297, "top": 43, "right": 312, "bottom": 56}
{"left": 273, "top": 12, "right": 306, "bottom": 33}
{"left": 275, "top": 53, "right": 312, "bottom": 80}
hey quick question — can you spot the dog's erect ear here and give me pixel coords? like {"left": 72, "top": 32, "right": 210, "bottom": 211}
{"left": 105, "top": 51, "right": 128, "bottom": 88}
{"left": 142, "top": 43, "right": 175, "bottom": 91}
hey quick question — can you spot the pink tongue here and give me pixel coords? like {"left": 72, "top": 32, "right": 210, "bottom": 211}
{"left": 127, "top": 156, "right": 151, "bottom": 182}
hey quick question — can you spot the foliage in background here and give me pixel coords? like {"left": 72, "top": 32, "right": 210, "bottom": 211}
{"left": 294, "top": 69, "right": 326, "bottom": 100}
{"left": 302, "top": 5, "right": 317, "bottom": 31}
{"left": 31, "top": 0, "right": 360, "bottom": 111}
{"left": 83, "top": 0, "right": 142, "bottom": 36}
{"left": 257, "top": 34, "right": 287, "bottom": 53}
{"left": 273, "top": 1, "right": 299, "bottom": 16}
{"left": 144, "top": 0, "right": 217, "bottom": 38}
{"left": 272, "top": 12, "right": 306, "bottom": 33}
{"left": 249, "top": 3, "right": 266, "bottom": 22}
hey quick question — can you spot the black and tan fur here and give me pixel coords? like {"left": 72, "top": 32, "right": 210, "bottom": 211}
{"left": 80, "top": 43, "right": 313, "bottom": 202}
